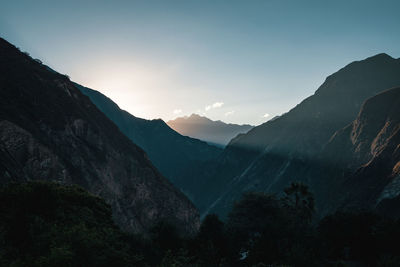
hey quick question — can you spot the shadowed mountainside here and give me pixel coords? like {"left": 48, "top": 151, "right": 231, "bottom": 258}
{"left": 317, "top": 86, "right": 400, "bottom": 215}
{"left": 0, "top": 37, "right": 199, "bottom": 235}
{"left": 200, "top": 53, "right": 400, "bottom": 218}
{"left": 75, "top": 85, "right": 222, "bottom": 205}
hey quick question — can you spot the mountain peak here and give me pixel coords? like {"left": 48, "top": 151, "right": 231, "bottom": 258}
{"left": 367, "top": 53, "right": 394, "bottom": 61}
{"left": 188, "top": 113, "right": 210, "bottom": 121}
{"left": 189, "top": 113, "right": 202, "bottom": 118}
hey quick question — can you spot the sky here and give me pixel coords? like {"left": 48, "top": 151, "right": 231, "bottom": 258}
{"left": 1, "top": 0, "right": 399, "bottom": 125}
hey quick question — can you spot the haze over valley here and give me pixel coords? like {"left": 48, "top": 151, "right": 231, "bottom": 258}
{"left": 167, "top": 114, "right": 254, "bottom": 147}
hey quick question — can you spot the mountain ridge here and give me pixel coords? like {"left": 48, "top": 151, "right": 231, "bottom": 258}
{"left": 75, "top": 85, "right": 222, "bottom": 191}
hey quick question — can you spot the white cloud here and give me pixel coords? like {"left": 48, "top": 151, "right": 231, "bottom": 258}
{"left": 173, "top": 109, "right": 182, "bottom": 114}
{"left": 263, "top": 113, "right": 270, "bottom": 118}
{"left": 225, "top": 111, "right": 235, "bottom": 116}
{"left": 205, "top": 101, "right": 224, "bottom": 111}
{"left": 212, "top": 102, "right": 224, "bottom": 108}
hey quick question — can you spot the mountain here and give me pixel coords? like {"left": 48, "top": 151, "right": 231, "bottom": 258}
{"left": 319, "top": 86, "right": 400, "bottom": 215}
{"left": 0, "top": 38, "right": 199, "bottom": 235}
{"left": 167, "top": 114, "right": 254, "bottom": 147}
{"left": 199, "top": 53, "right": 400, "bottom": 218}
{"left": 75, "top": 85, "right": 222, "bottom": 200}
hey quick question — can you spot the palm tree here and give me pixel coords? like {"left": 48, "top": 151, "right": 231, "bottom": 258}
{"left": 282, "top": 182, "right": 315, "bottom": 222}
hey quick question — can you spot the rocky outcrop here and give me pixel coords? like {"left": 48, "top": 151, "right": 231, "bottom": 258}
{"left": 319, "top": 87, "right": 400, "bottom": 215}
{"left": 0, "top": 38, "right": 199, "bottom": 235}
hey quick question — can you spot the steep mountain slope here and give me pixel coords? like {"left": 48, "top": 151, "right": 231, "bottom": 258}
{"left": 76, "top": 85, "right": 222, "bottom": 189}
{"left": 318, "top": 87, "right": 400, "bottom": 215}
{"left": 202, "top": 53, "right": 400, "bottom": 217}
{"left": 0, "top": 38, "right": 199, "bottom": 235}
{"left": 167, "top": 114, "right": 254, "bottom": 147}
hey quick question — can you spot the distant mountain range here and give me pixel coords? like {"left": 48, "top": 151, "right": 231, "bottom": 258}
{"left": 0, "top": 38, "right": 199, "bottom": 235}
{"left": 167, "top": 114, "right": 254, "bottom": 147}
{"left": 197, "top": 53, "right": 400, "bottom": 218}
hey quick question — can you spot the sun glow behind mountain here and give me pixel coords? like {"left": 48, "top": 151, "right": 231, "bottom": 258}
{"left": 1, "top": 0, "right": 399, "bottom": 125}
{"left": 82, "top": 61, "right": 176, "bottom": 120}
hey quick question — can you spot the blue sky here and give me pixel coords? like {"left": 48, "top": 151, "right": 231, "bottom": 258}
{"left": 1, "top": 0, "right": 399, "bottom": 125}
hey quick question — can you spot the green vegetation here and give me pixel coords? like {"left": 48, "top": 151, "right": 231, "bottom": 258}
{"left": 1, "top": 181, "right": 400, "bottom": 266}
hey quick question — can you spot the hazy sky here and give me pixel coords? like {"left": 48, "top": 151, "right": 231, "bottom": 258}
{"left": 1, "top": 0, "right": 399, "bottom": 125}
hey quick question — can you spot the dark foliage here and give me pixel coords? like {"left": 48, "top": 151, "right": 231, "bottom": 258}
{"left": 318, "top": 211, "right": 400, "bottom": 265}
{"left": 2, "top": 181, "right": 400, "bottom": 266}
{"left": 0, "top": 182, "right": 145, "bottom": 267}
{"left": 282, "top": 181, "right": 315, "bottom": 223}
{"left": 190, "top": 214, "right": 228, "bottom": 266}
{"left": 225, "top": 190, "right": 317, "bottom": 266}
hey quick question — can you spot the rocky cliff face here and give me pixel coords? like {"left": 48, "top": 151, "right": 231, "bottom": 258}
{"left": 318, "top": 87, "right": 400, "bottom": 215}
{"left": 0, "top": 38, "right": 199, "bottom": 235}
{"left": 200, "top": 54, "right": 400, "bottom": 218}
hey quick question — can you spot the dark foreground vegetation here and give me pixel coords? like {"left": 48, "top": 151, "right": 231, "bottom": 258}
{"left": 1, "top": 182, "right": 400, "bottom": 267}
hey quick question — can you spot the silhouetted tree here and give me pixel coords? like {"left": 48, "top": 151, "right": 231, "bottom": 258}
{"left": 226, "top": 192, "right": 292, "bottom": 264}
{"left": 149, "top": 220, "right": 183, "bottom": 264}
{"left": 195, "top": 214, "right": 228, "bottom": 266}
{"left": 282, "top": 181, "right": 315, "bottom": 222}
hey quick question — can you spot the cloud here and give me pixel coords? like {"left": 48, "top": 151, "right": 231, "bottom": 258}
{"left": 263, "top": 113, "right": 270, "bottom": 118}
{"left": 212, "top": 102, "right": 224, "bottom": 108}
{"left": 225, "top": 111, "right": 235, "bottom": 116}
{"left": 205, "top": 101, "right": 224, "bottom": 111}
{"left": 173, "top": 109, "right": 182, "bottom": 114}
